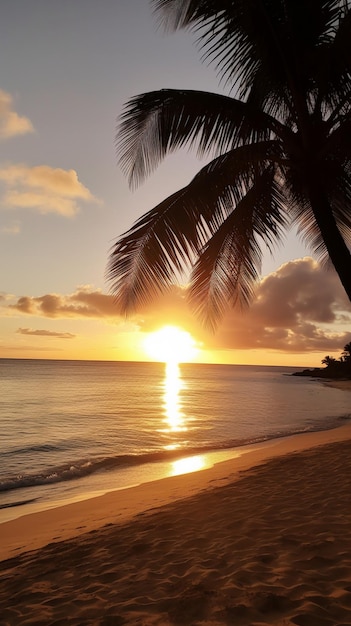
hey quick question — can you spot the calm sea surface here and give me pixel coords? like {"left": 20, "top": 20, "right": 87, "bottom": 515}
{"left": 1, "top": 358, "right": 350, "bottom": 522}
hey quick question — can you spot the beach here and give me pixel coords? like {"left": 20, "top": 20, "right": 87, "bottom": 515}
{"left": 1, "top": 423, "right": 351, "bottom": 625}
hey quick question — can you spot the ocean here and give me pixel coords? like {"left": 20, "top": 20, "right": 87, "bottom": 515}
{"left": 1, "top": 358, "right": 350, "bottom": 523}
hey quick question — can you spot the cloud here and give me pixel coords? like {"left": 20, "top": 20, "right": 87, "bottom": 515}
{"left": 0, "top": 90, "right": 34, "bottom": 139}
{"left": 16, "top": 328, "right": 76, "bottom": 339}
{"left": 0, "top": 164, "right": 98, "bottom": 216}
{"left": 9, "top": 287, "right": 120, "bottom": 319}
{"left": 210, "top": 258, "right": 351, "bottom": 353}
{"left": 131, "top": 259, "right": 351, "bottom": 354}
{"left": 1, "top": 344, "right": 62, "bottom": 353}
{"left": 4, "top": 258, "right": 351, "bottom": 354}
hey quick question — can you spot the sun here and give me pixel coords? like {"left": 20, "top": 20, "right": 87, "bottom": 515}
{"left": 143, "top": 325, "right": 198, "bottom": 364}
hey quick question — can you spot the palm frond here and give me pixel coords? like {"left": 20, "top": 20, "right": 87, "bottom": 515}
{"left": 188, "top": 165, "right": 288, "bottom": 328}
{"left": 117, "top": 89, "right": 287, "bottom": 187}
{"left": 288, "top": 160, "right": 351, "bottom": 264}
{"left": 152, "top": 0, "right": 345, "bottom": 97}
{"left": 110, "top": 0, "right": 351, "bottom": 317}
{"left": 311, "top": 7, "right": 351, "bottom": 114}
{"left": 108, "top": 140, "right": 284, "bottom": 313}
{"left": 107, "top": 187, "right": 197, "bottom": 313}
{"left": 330, "top": 165, "right": 351, "bottom": 246}
{"left": 289, "top": 190, "right": 327, "bottom": 261}
{"left": 152, "top": 0, "right": 194, "bottom": 31}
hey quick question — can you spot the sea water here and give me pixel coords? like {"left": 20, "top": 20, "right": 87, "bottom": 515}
{"left": 1, "top": 358, "right": 350, "bottom": 521}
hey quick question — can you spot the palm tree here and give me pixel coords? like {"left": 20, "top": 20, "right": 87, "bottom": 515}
{"left": 341, "top": 341, "right": 351, "bottom": 362}
{"left": 321, "top": 355, "right": 337, "bottom": 367}
{"left": 107, "top": 0, "right": 351, "bottom": 328}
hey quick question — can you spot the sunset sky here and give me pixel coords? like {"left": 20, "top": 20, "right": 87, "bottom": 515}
{"left": 1, "top": 0, "right": 351, "bottom": 367}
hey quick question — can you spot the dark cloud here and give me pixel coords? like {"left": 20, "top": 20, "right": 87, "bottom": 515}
{"left": 14, "top": 296, "right": 34, "bottom": 314}
{"left": 4, "top": 345, "right": 61, "bottom": 353}
{"left": 4, "top": 258, "right": 351, "bottom": 355}
{"left": 9, "top": 288, "right": 119, "bottom": 319}
{"left": 136, "top": 258, "right": 351, "bottom": 354}
{"left": 210, "top": 258, "right": 351, "bottom": 353}
{"left": 16, "top": 328, "right": 75, "bottom": 339}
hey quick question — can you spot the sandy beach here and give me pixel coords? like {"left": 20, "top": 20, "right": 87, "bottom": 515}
{"left": 1, "top": 423, "right": 351, "bottom": 625}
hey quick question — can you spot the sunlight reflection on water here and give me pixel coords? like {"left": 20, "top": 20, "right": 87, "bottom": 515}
{"left": 162, "top": 361, "right": 188, "bottom": 433}
{"left": 171, "top": 455, "right": 205, "bottom": 476}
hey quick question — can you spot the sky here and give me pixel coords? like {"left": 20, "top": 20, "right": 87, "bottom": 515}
{"left": 1, "top": 0, "right": 351, "bottom": 367}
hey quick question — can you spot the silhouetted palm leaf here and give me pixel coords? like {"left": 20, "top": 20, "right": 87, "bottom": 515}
{"left": 188, "top": 166, "right": 287, "bottom": 327}
{"left": 117, "top": 90, "right": 286, "bottom": 187}
{"left": 108, "top": 0, "right": 351, "bottom": 326}
{"left": 108, "top": 140, "right": 284, "bottom": 312}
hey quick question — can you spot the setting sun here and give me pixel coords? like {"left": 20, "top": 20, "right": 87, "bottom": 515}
{"left": 143, "top": 326, "right": 198, "bottom": 364}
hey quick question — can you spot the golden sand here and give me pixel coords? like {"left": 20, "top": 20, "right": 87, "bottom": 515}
{"left": 1, "top": 425, "right": 351, "bottom": 625}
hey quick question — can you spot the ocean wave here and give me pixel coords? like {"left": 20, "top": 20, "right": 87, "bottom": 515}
{"left": 1, "top": 442, "right": 66, "bottom": 457}
{"left": 1, "top": 419, "right": 349, "bottom": 494}
{"left": 0, "top": 497, "right": 38, "bottom": 510}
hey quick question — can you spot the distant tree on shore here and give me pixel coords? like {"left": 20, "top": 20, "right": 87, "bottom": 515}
{"left": 108, "top": 0, "right": 351, "bottom": 329}
{"left": 341, "top": 342, "right": 351, "bottom": 363}
{"left": 322, "top": 343, "right": 351, "bottom": 378}
{"left": 321, "top": 356, "right": 337, "bottom": 368}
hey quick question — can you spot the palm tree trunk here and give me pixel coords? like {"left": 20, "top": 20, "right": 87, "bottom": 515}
{"left": 309, "top": 189, "right": 351, "bottom": 302}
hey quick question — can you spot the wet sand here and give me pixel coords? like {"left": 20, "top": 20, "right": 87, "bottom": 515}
{"left": 1, "top": 424, "right": 351, "bottom": 625}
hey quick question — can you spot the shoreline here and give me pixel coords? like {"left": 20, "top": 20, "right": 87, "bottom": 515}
{"left": 2, "top": 421, "right": 348, "bottom": 525}
{"left": 1, "top": 422, "right": 351, "bottom": 563}
{"left": 322, "top": 378, "right": 351, "bottom": 391}
{"left": 2, "top": 423, "right": 351, "bottom": 624}
{"left": 2, "top": 373, "right": 350, "bottom": 527}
